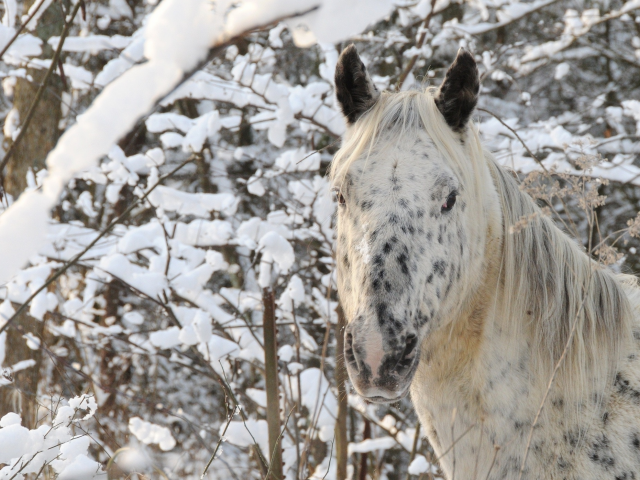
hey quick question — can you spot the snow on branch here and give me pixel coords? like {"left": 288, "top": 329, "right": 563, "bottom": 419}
{"left": 0, "top": 0, "right": 395, "bottom": 285}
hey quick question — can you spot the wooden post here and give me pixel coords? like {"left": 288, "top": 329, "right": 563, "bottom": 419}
{"left": 335, "top": 305, "right": 349, "bottom": 480}
{"left": 263, "top": 287, "right": 283, "bottom": 480}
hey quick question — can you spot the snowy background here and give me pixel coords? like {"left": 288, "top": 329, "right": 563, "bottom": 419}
{"left": 1, "top": 0, "right": 640, "bottom": 478}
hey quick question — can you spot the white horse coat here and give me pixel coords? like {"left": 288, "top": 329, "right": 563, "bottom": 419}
{"left": 332, "top": 45, "right": 640, "bottom": 480}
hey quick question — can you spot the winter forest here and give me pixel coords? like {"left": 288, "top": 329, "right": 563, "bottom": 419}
{"left": 1, "top": 0, "right": 640, "bottom": 478}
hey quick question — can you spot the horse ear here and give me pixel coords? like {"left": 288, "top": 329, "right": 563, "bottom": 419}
{"left": 335, "top": 44, "right": 380, "bottom": 124}
{"left": 435, "top": 48, "right": 480, "bottom": 132}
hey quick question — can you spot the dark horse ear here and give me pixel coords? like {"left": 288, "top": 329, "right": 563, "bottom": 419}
{"left": 435, "top": 48, "right": 480, "bottom": 132}
{"left": 335, "top": 44, "right": 380, "bottom": 124}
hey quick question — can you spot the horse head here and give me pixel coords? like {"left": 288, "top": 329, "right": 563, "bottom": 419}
{"left": 331, "top": 45, "right": 495, "bottom": 403}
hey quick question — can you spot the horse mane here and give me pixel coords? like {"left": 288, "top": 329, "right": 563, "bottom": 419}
{"left": 488, "top": 157, "right": 635, "bottom": 392}
{"left": 330, "top": 87, "right": 635, "bottom": 398}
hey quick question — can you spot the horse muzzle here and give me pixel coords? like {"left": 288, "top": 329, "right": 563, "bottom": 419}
{"left": 344, "top": 327, "right": 420, "bottom": 402}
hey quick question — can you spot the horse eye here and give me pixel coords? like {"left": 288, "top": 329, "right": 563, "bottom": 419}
{"left": 442, "top": 192, "right": 457, "bottom": 212}
{"left": 333, "top": 188, "right": 346, "bottom": 206}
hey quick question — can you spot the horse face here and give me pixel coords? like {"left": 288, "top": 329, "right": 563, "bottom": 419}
{"left": 333, "top": 45, "right": 479, "bottom": 403}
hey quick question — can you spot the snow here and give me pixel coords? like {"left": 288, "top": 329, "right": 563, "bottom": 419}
{"left": 0, "top": 412, "right": 20, "bottom": 427}
{"left": 0, "top": 332, "right": 6, "bottom": 366}
{"left": 117, "top": 222, "right": 164, "bottom": 253}
{"left": 280, "top": 0, "right": 395, "bottom": 48}
{"left": 237, "top": 217, "right": 291, "bottom": 249}
{"left": 10, "top": 359, "right": 37, "bottom": 372}
{"left": 3, "top": 107, "right": 19, "bottom": 140}
{"left": 555, "top": 62, "right": 570, "bottom": 80}
{"left": 288, "top": 362, "right": 303, "bottom": 374}
{"left": 173, "top": 219, "right": 234, "bottom": 246}
{"left": 278, "top": 344, "right": 295, "bottom": 362}
{"left": 192, "top": 310, "right": 212, "bottom": 343}
{"left": 160, "top": 131, "right": 184, "bottom": 149}
{"left": 291, "top": 368, "right": 337, "bottom": 441}
{"left": 109, "top": 0, "right": 133, "bottom": 18}
{"left": 98, "top": 253, "right": 168, "bottom": 299}
{"left": 0, "top": 395, "right": 101, "bottom": 479}
{"left": 0, "top": 422, "right": 31, "bottom": 463}
{"left": 223, "top": 419, "right": 269, "bottom": 459}
{"left": 348, "top": 436, "right": 397, "bottom": 454}
{"left": 22, "top": 0, "right": 53, "bottom": 31}
{"left": 129, "top": 417, "right": 176, "bottom": 451}
{"left": 408, "top": 455, "right": 438, "bottom": 475}
{"left": 0, "top": 0, "right": 229, "bottom": 283}
{"left": 94, "top": 32, "right": 145, "bottom": 87}
{"left": 55, "top": 453, "right": 101, "bottom": 480}
{"left": 48, "top": 34, "right": 132, "bottom": 53}
{"left": 275, "top": 148, "right": 321, "bottom": 172}
{"left": 148, "top": 186, "right": 238, "bottom": 217}
{"left": 2, "top": 0, "right": 17, "bottom": 28}
{"left": 123, "top": 311, "right": 145, "bottom": 325}
{"left": 451, "top": 0, "right": 557, "bottom": 34}
{"left": 0, "top": 30, "right": 42, "bottom": 63}
{"left": 246, "top": 388, "right": 267, "bottom": 408}
{"left": 146, "top": 112, "right": 194, "bottom": 134}
{"left": 278, "top": 275, "right": 306, "bottom": 311}
{"left": 182, "top": 111, "right": 220, "bottom": 152}
{"left": 257, "top": 231, "right": 295, "bottom": 287}
{"left": 198, "top": 334, "right": 240, "bottom": 368}
{"left": 149, "top": 326, "right": 181, "bottom": 349}
{"left": 0, "top": 190, "right": 53, "bottom": 284}
{"left": 247, "top": 172, "right": 266, "bottom": 196}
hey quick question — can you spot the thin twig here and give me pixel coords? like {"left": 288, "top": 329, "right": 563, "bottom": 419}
{"left": 478, "top": 107, "right": 580, "bottom": 238}
{"left": 396, "top": 0, "right": 438, "bottom": 90}
{"left": 322, "top": 435, "right": 336, "bottom": 480}
{"left": 404, "top": 422, "right": 421, "bottom": 480}
{"left": 477, "top": 108, "right": 541, "bottom": 166}
{"left": 218, "top": 362, "right": 270, "bottom": 472}
{"left": 0, "top": 0, "right": 50, "bottom": 60}
{"left": 472, "top": 419, "right": 485, "bottom": 480}
{"left": 483, "top": 445, "right": 501, "bottom": 480}
{"left": 295, "top": 138, "right": 340, "bottom": 165}
{"left": 432, "top": 422, "right": 477, "bottom": 466}
{"left": 0, "top": 157, "right": 195, "bottom": 335}
{"left": 201, "top": 406, "right": 239, "bottom": 479}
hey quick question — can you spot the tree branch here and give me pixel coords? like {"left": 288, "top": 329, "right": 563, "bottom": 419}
{"left": 0, "top": 157, "right": 195, "bottom": 335}
{"left": 396, "top": 0, "right": 437, "bottom": 90}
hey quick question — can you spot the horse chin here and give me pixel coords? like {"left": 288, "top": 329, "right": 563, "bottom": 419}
{"left": 358, "top": 382, "right": 411, "bottom": 404}
{"left": 350, "top": 361, "right": 419, "bottom": 404}
{"left": 361, "top": 386, "right": 410, "bottom": 404}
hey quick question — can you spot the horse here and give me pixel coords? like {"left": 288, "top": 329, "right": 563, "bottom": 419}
{"left": 331, "top": 44, "right": 640, "bottom": 480}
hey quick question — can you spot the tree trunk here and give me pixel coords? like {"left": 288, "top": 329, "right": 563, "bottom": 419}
{"left": 4, "top": 0, "right": 63, "bottom": 197}
{"left": 0, "top": 0, "right": 63, "bottom": 427}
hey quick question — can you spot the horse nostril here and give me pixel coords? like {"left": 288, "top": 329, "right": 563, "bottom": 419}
{"left": 394, "top": 334, "right": 418, "bottom": 374}
{"left": 345, "top": 333, "right": 359, "bottom": 372}
{"left": 405, "top": 334, "right": 418, "bottom": 354}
